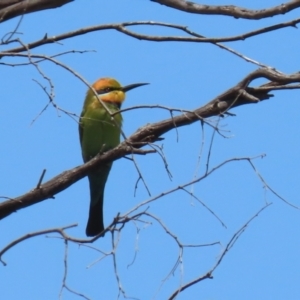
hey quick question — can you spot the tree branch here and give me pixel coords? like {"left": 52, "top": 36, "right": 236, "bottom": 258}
{"left": 168, "top": 203, "right": 272, "bottom": 299}
{"left": 152, "top": 0, "right": 300, "bottom": 20}
{"left": 0, "top": 0, "right": 73, "bottom": 23}
{"left": 3, "top": 18, "right": 300, "bottom": 55}
{"left": 0, "top": 68, "right": 299, "bottom": 219}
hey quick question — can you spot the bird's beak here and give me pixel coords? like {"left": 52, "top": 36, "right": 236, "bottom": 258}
{"left": 122, "top": 83, "right": 149, "bottom": 92}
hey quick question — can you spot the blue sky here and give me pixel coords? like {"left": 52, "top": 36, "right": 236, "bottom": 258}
{"left": 1, "top": 0, "right": 300, "bottom": 299}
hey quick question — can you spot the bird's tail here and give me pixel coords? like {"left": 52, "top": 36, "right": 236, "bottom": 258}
{"left": 85, "top": 167, "right": 111, "bottom": 237}
{"left": 86, "top": 195, "right": 105, "bottom": 237}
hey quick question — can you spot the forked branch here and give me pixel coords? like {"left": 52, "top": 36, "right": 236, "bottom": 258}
{"left": 0, "top": 68, "right": 299, "bottom": 220}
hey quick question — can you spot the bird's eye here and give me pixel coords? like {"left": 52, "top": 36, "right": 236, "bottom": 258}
{"left": 97, "top": 87, "right": 112, "bottom": 95}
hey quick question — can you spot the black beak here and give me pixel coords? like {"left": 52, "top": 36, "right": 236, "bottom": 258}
{"left": 122, "top": 82, "right": 149, "bottom": 92}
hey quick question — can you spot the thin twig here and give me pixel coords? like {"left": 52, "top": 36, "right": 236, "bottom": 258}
{"left": 168, "top": 203, "right": 272, "bottom": 300}
{"left": 36, "top": 169, "right": 46, "bottom": 189}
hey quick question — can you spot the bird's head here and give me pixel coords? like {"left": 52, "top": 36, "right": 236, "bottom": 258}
{"left": 90, "top": 78, "right": 148, "bottom": 107}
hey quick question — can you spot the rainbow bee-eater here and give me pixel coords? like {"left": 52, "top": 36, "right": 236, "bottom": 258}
{"left": 79, "top": 78, "right": 148, "bottom": 237}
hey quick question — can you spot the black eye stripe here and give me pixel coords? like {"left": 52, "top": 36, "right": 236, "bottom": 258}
{"left": 96, "top": 87, "right": 121, "bottom": 95}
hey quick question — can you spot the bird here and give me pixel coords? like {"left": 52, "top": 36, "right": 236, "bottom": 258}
{"left": 79, "top": 78, "right": 148, "bottom": 237}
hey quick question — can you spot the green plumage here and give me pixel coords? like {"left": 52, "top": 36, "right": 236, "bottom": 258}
{"left": 79, "top": 87, "right": 122, "bottom": 237}
{"left": 79, "top": 78, "right": 148, "bottom": 237}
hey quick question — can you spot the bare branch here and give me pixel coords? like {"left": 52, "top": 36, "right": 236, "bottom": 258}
{"left": 181, "top": 187, "right": 227, "bottom": 228}
{"left": 168, "top": 203, "right": 272, "bottom": 299}
{"left": 36, "top": 169, "right": 46, "bottom": 189}
{"left": 0, "top": 224, "right": 77, "bottom": 266}
{"left": 0, "top": 68, "right": 299, "bottom": 220}
{"left": 212, "top": 203, "right": 272, "bottom": 272}
{"left": 59, "top": 240, "right": 91, "bottom": 300}
{"left": 1, "top": 0, "right": 299, "bottom": 25}
{"left": 124, "top": 155, "right": 264, "bottom": 218}
{"left": 2, "top": 18, "right": 300, "bottom": 56}
{"left": 248, "top": 160, "right": 299, "bottom": 209}
{"left": 0, "top": 0, "right": 73, "bottom": 23}
{"left": 152, "top": 0, "right": 300, "bottom": 20}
